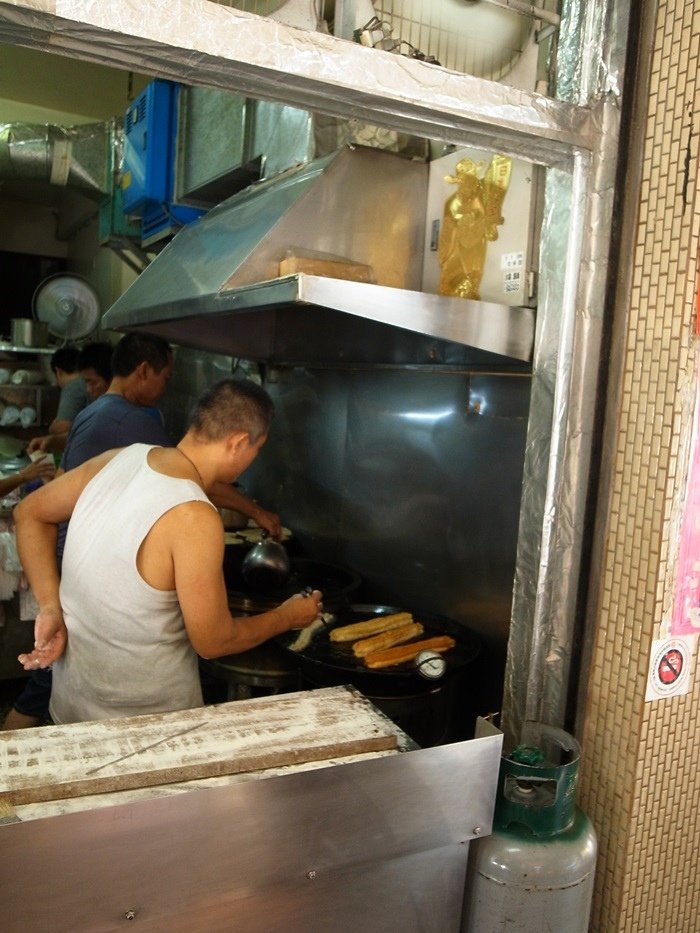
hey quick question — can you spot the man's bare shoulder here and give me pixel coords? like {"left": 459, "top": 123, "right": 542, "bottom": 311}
{"left": 170, "top": 497, "right": 220, "bottom": 517}
{"left": 167, "top": 499, "right": 223, "bottom": 537}
{"left": 167, "top": 501, "right": 224, "bottom": 576}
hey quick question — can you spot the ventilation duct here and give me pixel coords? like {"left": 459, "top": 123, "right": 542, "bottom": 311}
{"left": 0, "top": 122, "right": 110, "bottom": 198}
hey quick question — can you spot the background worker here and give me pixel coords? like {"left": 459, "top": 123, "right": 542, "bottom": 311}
{"left": 28, "top": 341, "right": 113, "bottom": 456}
{"left": 13, "top": 379, "right": 321, "bottom": 723}
{"left": 43, "top": 345, "right": 87, "bottom": 437}
{"left": 76, "top": 341, "right": 113, "bottom": 402}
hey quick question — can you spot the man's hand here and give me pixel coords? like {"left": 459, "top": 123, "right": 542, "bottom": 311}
{"left": 208, "top": 484, "right": 282, "bottom": 538}
{"left": 27, "top": 435, "right": 51, "bottom": 455}
{"left": 27, "top": 434, "right": 66, "bottom": 455}
{"left": 21, "top": 458, "right": 56, "bottom": 485}
{"left": 277, "top": 590, "right": 323, "bottom": 630}
{"left": 252, "top": 506, "right": 282, "bottom": 539}
{"left": 18, "top": 605, "right": 67, "bottom": 670}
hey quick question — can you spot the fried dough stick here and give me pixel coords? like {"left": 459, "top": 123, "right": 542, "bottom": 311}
{"left": 352, "top": 622, "right": 424, "bottom": 658}
{"left": 364, "top": 636, "right": 456, "bottom": 670}
{"left": 329, "top": 612, "right": 413, "bottom": 643}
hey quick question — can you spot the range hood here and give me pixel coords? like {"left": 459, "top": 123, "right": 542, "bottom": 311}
{"left": 103, "top": 146, "right": 535, "bottom": 366}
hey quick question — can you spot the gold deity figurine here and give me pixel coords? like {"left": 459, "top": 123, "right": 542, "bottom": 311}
{"left": 438, "top": 154, "right": 512, "bottom": 300}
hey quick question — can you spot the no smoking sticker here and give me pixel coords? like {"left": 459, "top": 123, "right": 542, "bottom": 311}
{"left": 645, "top": 636, "right": 696, "bottom": 701}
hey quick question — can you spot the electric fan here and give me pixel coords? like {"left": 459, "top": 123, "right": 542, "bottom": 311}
{"left": 32, "top": 274, "right": 101, "bottom": 343}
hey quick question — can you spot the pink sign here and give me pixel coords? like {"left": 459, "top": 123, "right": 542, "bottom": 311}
{"left": 672, "top": 369, "right": 700, "bottom": 634}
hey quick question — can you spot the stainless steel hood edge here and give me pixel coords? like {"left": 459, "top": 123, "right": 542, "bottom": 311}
{"left": 294, "top": 276, "right": 534, "bottom": 361}
{"left": 104, "top": 274, "right": 534, "bottom": 365}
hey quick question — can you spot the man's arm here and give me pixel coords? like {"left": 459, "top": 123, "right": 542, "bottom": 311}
{"left": 48, "top": 419, "right": 72, "bottom": 436}
{"left": 13, "top": 449, "right": 120, "bottom": 668}
{"left": 209, "top": 481, "right": 282, "bottom": 538}
{"left": 169, "top": 503, "right": 320, "bottom": 658}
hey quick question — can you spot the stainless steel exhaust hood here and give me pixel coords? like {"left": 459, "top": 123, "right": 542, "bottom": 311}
{"left": 102, "top": 146, "right": 535, "bottom": 366}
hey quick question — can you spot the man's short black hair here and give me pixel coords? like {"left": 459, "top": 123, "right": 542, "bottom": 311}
{"left": 50, "top": 345, "right": 81, "bottom": 374}
{"left": 111, "top": 332, "right": 172, "bottom": 377}
{"left": 78, "top": 342, "right": 113, "bottom": 383}
{"left": 189, "top": 379, "right": 274, "bottom": 444}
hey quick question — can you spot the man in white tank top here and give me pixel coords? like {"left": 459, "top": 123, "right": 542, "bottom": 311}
{"left": 13, "top": 379, "right": 322, "bottom": 724}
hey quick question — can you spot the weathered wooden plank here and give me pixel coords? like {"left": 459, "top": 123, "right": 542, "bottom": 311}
{"left": 0, "top": 686, "right": 397, "bottom": 805}
{"left": 13, "top": 749, "right": 402, "bottom": 823}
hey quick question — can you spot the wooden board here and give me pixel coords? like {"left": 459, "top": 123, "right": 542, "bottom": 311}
{"left": 0, "top": 686, "right": 397, "bottom": 806}
{"left": 279, "top": 256, "right": 375, "bottom": 282}
{"left": 13, "top": 749, "right": 402, "bottom": 823}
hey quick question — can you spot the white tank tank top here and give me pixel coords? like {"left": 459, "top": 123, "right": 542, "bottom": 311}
{"left": 51, "top": 443, "right": 216, "bottom": 724}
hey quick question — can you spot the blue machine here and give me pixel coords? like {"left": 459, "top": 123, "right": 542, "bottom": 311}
{"left": 122, "top": 80, "right": 204, "bottom": 247}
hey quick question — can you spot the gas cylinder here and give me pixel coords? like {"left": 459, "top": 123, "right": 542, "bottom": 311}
{"left": 462, "top": 722, "right": 597, "bottom": 932}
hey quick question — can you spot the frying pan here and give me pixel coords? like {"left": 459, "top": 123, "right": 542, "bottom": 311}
{"left": 277, "top": 603, "right": 481, "bottom": 698}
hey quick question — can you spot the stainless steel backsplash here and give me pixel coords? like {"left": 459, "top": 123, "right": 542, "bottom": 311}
{"left": 162, "top": 347, "right": 530, "bottom": 648}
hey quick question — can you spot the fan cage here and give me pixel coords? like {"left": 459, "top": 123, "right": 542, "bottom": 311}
{"left": 32, "top": 275, "right": 101, "bottom": 341}
{"left": 206, "top": 1, "right": 534, "bottom": 82}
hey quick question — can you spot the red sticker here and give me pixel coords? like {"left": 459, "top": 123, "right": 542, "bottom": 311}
{"left": 658, "top": 648, "right": 684, "bottom": 685}
{"left": 646, "top": 636, "right": 695, "bottom": 701}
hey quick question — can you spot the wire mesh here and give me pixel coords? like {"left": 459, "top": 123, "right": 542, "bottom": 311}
{"left": 205, "top": 1, "right": 534, "bottom": 81}
{"left": 369, "top": 0, "right": 533, "bottom": 79}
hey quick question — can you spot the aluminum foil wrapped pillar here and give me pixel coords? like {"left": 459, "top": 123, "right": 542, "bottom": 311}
{"left": 502, "top": 0, "right": 632, "bottom": 744}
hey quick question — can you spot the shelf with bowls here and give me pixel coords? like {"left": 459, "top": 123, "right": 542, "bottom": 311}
{"left": 0, "top": 348, "right": 59, "bottom": 431}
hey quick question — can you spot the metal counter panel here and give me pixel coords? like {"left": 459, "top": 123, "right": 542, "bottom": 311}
{"left": 0, "top": 735, "right": 502, "bottom": 932}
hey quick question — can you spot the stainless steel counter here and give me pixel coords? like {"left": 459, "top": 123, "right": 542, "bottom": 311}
{"left": 0, "top": 694, "right": 503, "bottom": 932}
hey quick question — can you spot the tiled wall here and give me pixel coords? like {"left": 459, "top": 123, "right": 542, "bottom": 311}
{"left": 579, "top": 3, "right": 700, "bottom": 930}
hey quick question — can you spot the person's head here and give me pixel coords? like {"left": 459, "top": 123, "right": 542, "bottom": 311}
{"left": 78, "top": 342, "right": 113, "bottom": 400}
{"left": 50, "top": 346, "right": 81, "bottom": 387}
{"left": 111, "top": 332, "right": 173, "bottom": 406}
{"left": 188, "top": 379, "right": 274, "bottom": 478}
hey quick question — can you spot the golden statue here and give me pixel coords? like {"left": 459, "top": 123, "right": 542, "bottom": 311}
{"left": 438, "top": 154, "right": 512, "bottom": 300}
